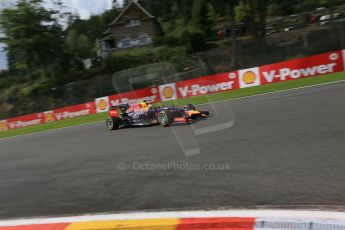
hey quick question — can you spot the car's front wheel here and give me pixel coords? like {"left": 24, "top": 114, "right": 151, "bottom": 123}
{"left": 158, "top": 111, "right": 173, "bottom": 127}
{"left": 106, "top": 117, "right": 120, "bottom": 130}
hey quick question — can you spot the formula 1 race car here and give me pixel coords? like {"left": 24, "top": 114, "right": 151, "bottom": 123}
{"left": 106, "top": 103, "right": 209, "bottom": 130}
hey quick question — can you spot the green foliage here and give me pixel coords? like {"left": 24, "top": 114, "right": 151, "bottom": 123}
{"left": 183, "top": 28, "right": 207, "bottom": 52}
{"left": 0, "top": 0, "right": 66, "bottom": 74}
{"left": 102, "top": 49, "right": 151, "bottom": 73}
{"left": 152, "top": 46, "right": 187, "bottom": 62}
{"left": 153, "top": 26, "right": 206, "bottom": 53}
{"left": 153, "top": 34, "right": 183, "bottom": 47}
{"left": 267, "top": 2, "right": 282, "bottom": 16}
{"left": 235, "top": 1, "right": 247, "bottom": 23}
{"left": 293, "top": 0, "right": 341, "bottom": 12}
{"left": 191, "top": 0, "right": 209, "bottom": 30}
{"left": 66, "top": 30, "right": 93, "bottom": 59}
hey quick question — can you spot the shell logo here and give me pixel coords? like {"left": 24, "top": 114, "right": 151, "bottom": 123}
{"left": 44, "top": 111, "right": 55, "bottom": 122}
{"left": 95, "top": 96, "right": 110, "bottom": 113}
{"left": 239, "top": 67, "right": 261, "bottom": 88}
{"left": 159, "top": 83, "right": 177, "bottom": 101}
{"left": 0, "top": 120, "right": 8, "bottom": 131}
{"left": 98, "top": 99, "right": 107, "bottom": 111}
{"left": 242, "top": 71, "right": 257, "bottom": 84}
{"left": 162, "top": 86, "right": 174, "bottom": 99}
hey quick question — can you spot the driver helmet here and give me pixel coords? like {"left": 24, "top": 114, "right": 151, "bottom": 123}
{"left": 140, "top": 100, "right": 149, "bottom": 109}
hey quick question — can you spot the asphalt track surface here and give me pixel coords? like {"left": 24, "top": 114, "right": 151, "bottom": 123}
{"left": 1, "top": 82, "right": 345, "bottom": 219}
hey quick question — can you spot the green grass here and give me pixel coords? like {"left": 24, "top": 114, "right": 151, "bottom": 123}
{"left": 1, "top": 71, "right": 344, "bottom": 138}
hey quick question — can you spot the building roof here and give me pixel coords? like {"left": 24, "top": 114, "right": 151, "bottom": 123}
{"left": 100, "top": 34, "right": 115, "bottom": 42}
{"left": 102, "top": 28, "right": 112, "bottom": 35}
{"left": 109, "top": 0, "right": 154, "bottom": 26}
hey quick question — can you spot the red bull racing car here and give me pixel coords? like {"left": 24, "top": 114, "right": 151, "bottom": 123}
{"left": 106, "top": 102, "right": 209, "bottom": 130}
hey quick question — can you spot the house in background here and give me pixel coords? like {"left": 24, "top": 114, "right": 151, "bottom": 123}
{"left": 99, "top": 0, "right": 160, "bottom": 57}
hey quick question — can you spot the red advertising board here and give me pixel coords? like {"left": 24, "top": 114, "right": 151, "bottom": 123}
{"left": 7, "top": 113, "right": 44, "bottom": 129}
{"left": 176, "top": 71, "right": 239, "bottom": 98}
{"left": 53, "top": 102, "right": 96, "bottom": 121}
{"left": 108, "top": 87, "right": 160, "bottom": 106}
{"left": 259, "top": 50, "right": 344, "bottom": 84}
{"left": 158, "top": 71, "right": 239, "bottom": 101}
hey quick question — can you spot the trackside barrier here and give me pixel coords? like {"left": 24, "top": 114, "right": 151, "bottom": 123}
{"left": 1, "top": 50, "right": 345, "bottom": 132}
{"left": 1, "top": 216, "right": 345, "bottom": 230}
{"left": 53, "top": 102, "right": 96, "bottom": 121}
{"left": 7, "top": 113, "right": 45, "bottom": 130}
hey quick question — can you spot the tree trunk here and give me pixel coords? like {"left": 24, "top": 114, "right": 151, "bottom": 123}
{"left": 257, "top": 0, "right": 268, "bottom": 37}
{"left": 242, "top": 0, "right": 258, "bottom": 38}
{"left": 227, "top": 1, "right": 237, "bottom": 69}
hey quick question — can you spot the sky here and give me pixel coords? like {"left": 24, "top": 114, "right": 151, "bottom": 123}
{"left": 0, "top": 0, "right": 121, "bottom": 70}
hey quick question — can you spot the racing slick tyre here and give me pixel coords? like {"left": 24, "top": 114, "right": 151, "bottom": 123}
{"left": 184, "top": 104, "right": 196, "bottom": 111}
{"left": 106, "top": 117, "right": 120, "bottom": 130}
{"left": 158, "top": 110, "right": 173, "bottom": 127}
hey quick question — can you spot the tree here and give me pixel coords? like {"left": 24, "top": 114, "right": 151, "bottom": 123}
{"left": 220, "top": 0, "right": 240, "bottom": 68}
{"left": 123, "top": 0, "right": 131, "bottom": 8}
{"left": 191, "top": 0, "right": 209, "bottom": 31}
{"left": 239, "top": 0, "right": 269, "bottom": 37}
{"left": 66, "top": 30, "right": 93, "bottom": 59}
{"left": 0, "top": 0, "right": 66, "bottom": 75}
{"left": 112, "top": 0, "right": 121, "bottom": 9}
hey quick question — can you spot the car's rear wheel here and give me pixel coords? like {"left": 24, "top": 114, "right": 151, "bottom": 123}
{"left": 158, "top": 111, "right": 173, "bottom": 127}
{"left": 106, "top": 117, "right": 120, "bottom": 130}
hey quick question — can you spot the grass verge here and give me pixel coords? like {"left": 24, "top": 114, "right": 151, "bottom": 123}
{"left": 1, "top": 71, "right": 344, "bottom": 139}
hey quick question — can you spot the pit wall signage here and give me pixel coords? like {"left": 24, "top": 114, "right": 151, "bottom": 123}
{"left": 1, "top": 50, "right": 345, "bottom": 131}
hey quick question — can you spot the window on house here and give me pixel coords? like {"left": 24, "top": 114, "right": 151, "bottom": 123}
{"left": 118, "top": 35, "right": 133, "bottom": 48}
{"left": 125, "top": 19, "right": 140, "bottom": 27}
{"left": 138, "top": 32, "right": 152, "bottom": 45}
{"left": 118, "top": 39, "right": 132, "bottom": 48}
